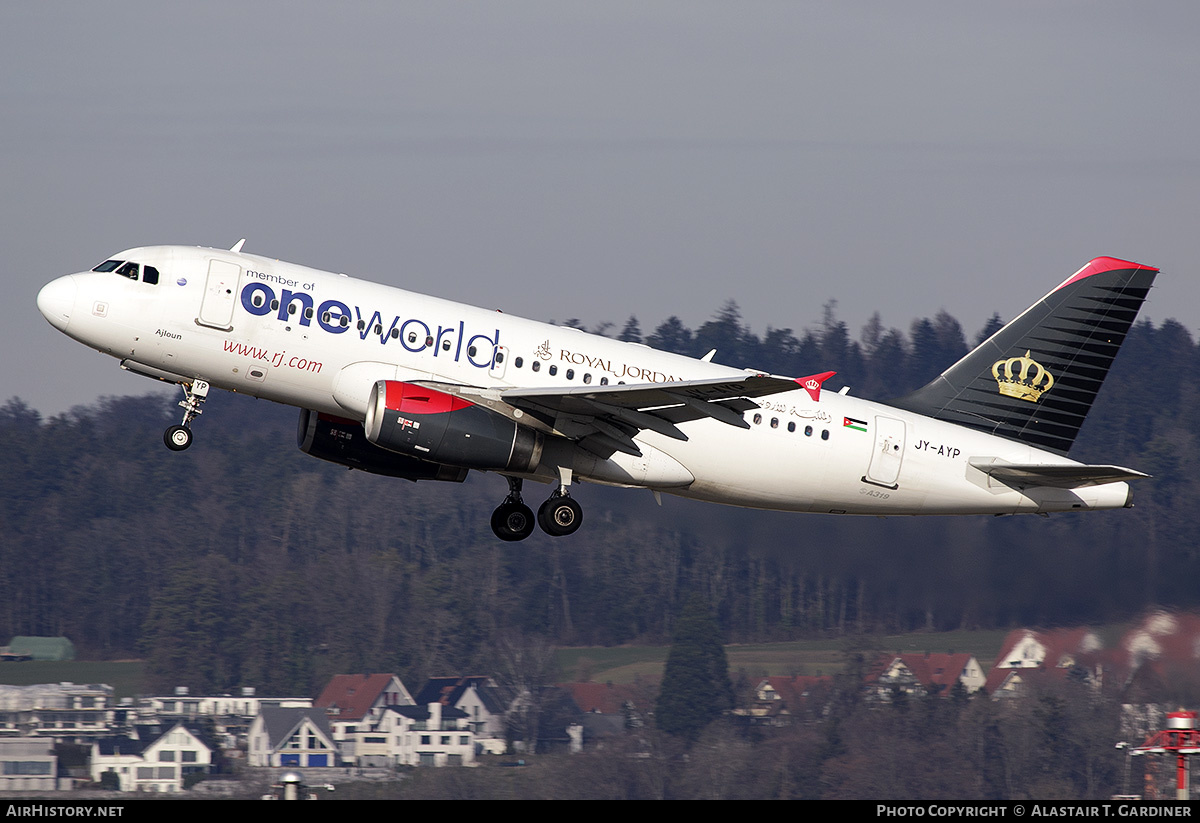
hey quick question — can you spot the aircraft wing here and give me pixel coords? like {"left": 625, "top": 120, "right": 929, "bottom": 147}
{"left": 968, "top": 459, "right": 1149, "bottom": 489}
{"left": 412, "top": 374, "right": 808, "bottom": 458}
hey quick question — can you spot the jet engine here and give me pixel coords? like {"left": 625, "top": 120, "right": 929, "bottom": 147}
{"left": 297, "top": 408, "right": 467, "bottom": 482}
{"left": 364, "top": 380, "right": 543, "bottom": 472}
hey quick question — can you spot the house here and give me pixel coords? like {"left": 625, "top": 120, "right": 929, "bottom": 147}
{"left": 366, "top": 703, "right": 474, "bottom": 767}
{"left": 247, "top": 707, "right": 337, "bottom": 768}
{"left": 0, "top": 682, "right": 114, "bottom": 740}
{"left": 993, "top": 627, "right": 1103, "bottom": 671}
{"left": 414, "top": 676, "right": 507, "bottom": 744}
{"left": 141, "top": 687, "right": 313, "bottom": 753}
{"left": 732, "top": 675, "right": 833, "bottom": 725}
{"left": 0, "top": 737, "right": 58, "bottom": 792}
{"left": 90, "top": 722, "right": 211, "bottom": 792}
{"left": 556, "top": 682, "right": 648, "bottom": 749}
{"left": 313, "top": 673, "right": 413, "bottom": 760}
{"left": 867, "top": 653, "right": 985, "bottom": 699}
{"left": 3, "top": 636, "right": 75, "bottom": 661}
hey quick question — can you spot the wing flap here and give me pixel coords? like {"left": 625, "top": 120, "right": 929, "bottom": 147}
{"left": 410, "top": 373, "right": 806, "bottom": 446}
{"left": 969, "top": 458, "right": 1149, "bottom": 489}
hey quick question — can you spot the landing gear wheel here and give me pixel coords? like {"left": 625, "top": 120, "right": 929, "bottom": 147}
{"left": 491, "top": 502, "right": 536, "bottom": 542}
{"left": 538, "top": 495, "right": 583, "bottom": 537}
{"left": 164, "top": 425, "right": 192, "bottom": 451}
{"left": 164, "top": 379, "right": 210, "bottom": 451}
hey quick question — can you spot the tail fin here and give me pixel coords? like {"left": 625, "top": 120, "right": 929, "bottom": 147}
{"left": 891, "top": 256, "right": 1157, "bottom": 455}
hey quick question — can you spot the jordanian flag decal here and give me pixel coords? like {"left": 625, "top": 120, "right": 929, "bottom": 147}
{"left": 843, "top": 417, "right": 868, "bottom": 432}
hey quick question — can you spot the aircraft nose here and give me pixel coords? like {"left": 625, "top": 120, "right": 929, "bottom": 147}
{"left": 37, "top": 275, "right": 76, "bottom": 332}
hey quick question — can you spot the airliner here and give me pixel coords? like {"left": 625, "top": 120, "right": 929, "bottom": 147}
{"left": 36, "top": 243, "right": 1155, "bottom": 540}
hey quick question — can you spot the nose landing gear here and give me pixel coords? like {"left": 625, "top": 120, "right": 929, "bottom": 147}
{"left": 163, "top": 379, "right": 209, "bottom": 452}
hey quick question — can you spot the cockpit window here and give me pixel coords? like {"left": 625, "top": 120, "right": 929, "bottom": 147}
{"left": 95, "top": 259, "right": 160, "bottom": 284}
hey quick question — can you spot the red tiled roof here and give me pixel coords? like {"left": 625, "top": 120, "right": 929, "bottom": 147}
{"left": 869, "top": 653, "right": 974, "bottom": 694}
{"left": 560, "top": 682, "right": 639, "bottom": 715}
{"left": 759, "top": 675, "right": 830, "bottom": 706}
{"left": 314, "top": 673, "right": 400, "bottom": 721}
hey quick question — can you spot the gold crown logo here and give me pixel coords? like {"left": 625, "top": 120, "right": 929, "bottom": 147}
{"left": 992, "top": 350, "right": 1054, "bottom": 402}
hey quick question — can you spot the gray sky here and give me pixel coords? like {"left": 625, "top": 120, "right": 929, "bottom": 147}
{"left": 6, "top": 1, "right": 1199, "bottom": 415}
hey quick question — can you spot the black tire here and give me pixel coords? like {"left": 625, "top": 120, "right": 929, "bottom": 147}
{"left": 537, "top": 496, "right": 583, "bottom": 537}
{"left": 164, "top": 425, "right": 192, "bottom": 451}
{"left": 491, "top": 502, "right": 535, "bottom": 542}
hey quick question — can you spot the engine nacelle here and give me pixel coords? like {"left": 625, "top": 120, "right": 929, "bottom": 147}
{"left": 297, "top": 408, "right": 468, "bottom": 482}
{"left": 364, "top": 380, "right": 543, "bottom": 472}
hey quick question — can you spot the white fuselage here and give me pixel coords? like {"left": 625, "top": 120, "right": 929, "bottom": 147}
{"left": 38, "top": 245, "right": 1131, "bottom": 516}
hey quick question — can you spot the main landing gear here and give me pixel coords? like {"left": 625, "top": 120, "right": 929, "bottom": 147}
{"left": 491, "top": 477, "right": 536, "bottom": 542}
{"left": 163, "top": 379, "right": 209, "bottom": 452}
{"left": 490, "top": 471, "right": 584, "bottom": 541}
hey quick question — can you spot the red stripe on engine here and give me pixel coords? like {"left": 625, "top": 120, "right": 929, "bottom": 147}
{"left": 383, "top": 381, "right": 474, "bottom": 415}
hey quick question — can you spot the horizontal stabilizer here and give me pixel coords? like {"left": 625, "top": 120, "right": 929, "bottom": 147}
{"left": 968, "top": 459, "right": 1149, "bottom": 489}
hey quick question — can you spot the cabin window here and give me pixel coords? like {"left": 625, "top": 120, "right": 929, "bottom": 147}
{"left": 468, "top": 346, "right": 477, "bottom": 358}
{"left": 357, "top": 320, "right": 365, "bottom": 331}
{"left": 272, "top": 300, "right": 280, "bottom": 311}
{"left": 583, "top": 373, "right": 592, "bottom": 384}
{"left": 340, "top": 316, "right": 349, "bottom": 328}
{"left": 253, "top": 294, "right": 266, "bottom": 308}
{"left": 752, "top": 413, "right": 762, "bottom": 425}
{"left": 549, "top": 365, "right": 558, "bottom": 376}
{"left": 288, "top": 303, "right": 297, "bottom": 315}
{"left": 495, "top": 351, "right": 504, "bottom": 363}
{"left": 390, "top": 328, "right": 399, "bottom": 339}
{"left": 787, "top": 422, "right": 796, "bottom": 433}
{"left": 565, "top": 368, "right": 574, "bottom": 380}
{"left": 770, "top": 417, "right": 779, "bottom": 429}
{"left": 600, "top": 377, "right": 608, "bottom": 385}
{"left": 304, "top": 307, "right": 313, "bottom": 320}
{"left": 531, "top": 361, "right": 540, "bottom": 372}
{"left": 805, "top": 426, "right": 813, "bottom": 437}
{"left": 441, "top": 339, "right": 452, "bottom": 351}
{"left": 408, "top": 331, "right": 418, "bottom": 343}
{"left": 374, "top": 323, "right": 382, "bottom": 335}
{"left": 425, "top": 335, "right": 434, "bottom": 348}
{"left": 821, "top": 429, "right": 830, "bottom": 440}
{"left": 514, "top": 357, "right": 523, "bottom": 368}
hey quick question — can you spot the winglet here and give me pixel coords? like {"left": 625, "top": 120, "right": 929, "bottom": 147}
{"left": 796, "top": 371, "right": 836, "bottom": 402}
{"left": 230, "top": 239, "right": 246, "bottom": 253}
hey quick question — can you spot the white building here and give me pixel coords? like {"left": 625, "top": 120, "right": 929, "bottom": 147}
{"left": 248, "top": 707, "right": 337, "bottom": 768}
{"left": 0, "top": 738, "right": 58, "bottom": 792}
{"left": 90, "top": 722, "right": 212, "bottom": 793}
{"left": 366, "top": 703, "right": 475, "bottom": 767}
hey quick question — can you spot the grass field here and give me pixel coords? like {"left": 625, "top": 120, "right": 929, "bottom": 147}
{"left": 555, "top": 628, "right": 1014, "bottom": 684}
{"left": 0, "top": 629, "right": 1025, "bottom": 695}
{"left": 0, "top": 661, "right": 145, "bottom": 698}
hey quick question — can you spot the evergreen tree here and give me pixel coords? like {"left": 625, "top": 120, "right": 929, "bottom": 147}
{"left": 618, "top": 315, "right": 642, "bottom": 343}
{"left": 655, "top": 595, "right": 733, "bottom": 743}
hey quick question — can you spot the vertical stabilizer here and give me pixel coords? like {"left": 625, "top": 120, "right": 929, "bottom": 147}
{"left": 891, "top": 257, "right": 1157, "bottom": 455}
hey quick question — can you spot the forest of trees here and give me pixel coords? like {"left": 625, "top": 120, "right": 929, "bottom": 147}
{"left": 2, "top": 302, "right": 1199, "bottom": 698}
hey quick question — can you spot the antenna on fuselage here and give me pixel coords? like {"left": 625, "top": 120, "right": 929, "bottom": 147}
{"left": 230, "top": 238, "right": 246, "bottom": 253}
